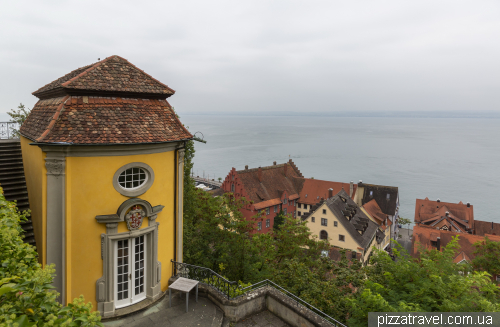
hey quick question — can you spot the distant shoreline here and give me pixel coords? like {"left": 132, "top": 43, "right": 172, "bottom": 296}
{"left": 181, "top": 111, "right": 500, "bottom": 118}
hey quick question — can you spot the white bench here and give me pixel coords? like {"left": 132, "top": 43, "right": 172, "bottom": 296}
{"left": 168, "top": 277, "right": 199, "bottom": 313}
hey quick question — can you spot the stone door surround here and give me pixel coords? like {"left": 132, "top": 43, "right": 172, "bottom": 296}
{"left": 95, "top": 198, "right": 164, "bottom": 317}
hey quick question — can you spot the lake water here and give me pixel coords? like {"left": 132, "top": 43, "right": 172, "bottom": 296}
{"left": 181, "top": 115, "right": 500, "bottom": 224}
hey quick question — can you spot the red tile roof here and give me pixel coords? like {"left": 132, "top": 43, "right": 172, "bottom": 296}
{"left": 412, "top": 225, "right": 500, "bottom": 260}
{"left": 362, "top": 199, "right": 387, "bottom": 225}
{"left": 415, "top": 198, "right": 474, "bottom": 233}
{"left": 234, "top": 161, "right": 302, "bottom": 205}
{"left": 20, "top": 96, "right": 192, "bottom": 144}
{"left": 296, "top": 178, "right": 356, "bottom": 205}
{"left": 474, "top": 220, "right": 500, "bottom": 237}
{"left": 33, "top": 55, "right": 175, "bottom": 98}
{"left": 21, "top": 56, "right": 192, "bottom": 144}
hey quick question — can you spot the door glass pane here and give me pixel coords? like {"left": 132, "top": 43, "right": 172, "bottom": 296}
{"left": 117, "top": 239, "right": 129, "bottom": 301}
{"left": 134, "top": 235, "right": 145, "bottom": 295}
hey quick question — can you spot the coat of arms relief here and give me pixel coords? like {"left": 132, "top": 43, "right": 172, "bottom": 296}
{"left": 125, "top": 205, "right": 146, "bottom": 230}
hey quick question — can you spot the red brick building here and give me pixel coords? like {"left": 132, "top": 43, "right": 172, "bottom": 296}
{"left": 220, "top": 160, "right": 303, "bottom": 234}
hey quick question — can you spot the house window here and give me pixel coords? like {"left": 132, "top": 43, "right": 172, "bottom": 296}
{"left": 231, "top": 184, "right": 235, "bottom": 192}
{"left": 386, "top": 193, "right": 390, "bottom": 200}
{"left": 339, "top": 235, "right": 345, "bottom": 242}
{"left": 321, "top": 218, "right": 327, "bottom": 226}
{"left": 257, "top": 222, "right": 262, "bottom": 231}
{"left": 334, "top": 221, "right": 338, "bottom": 227}
{"left": 322, "top": 209, "right": 326, "bottom": 214}
{"left": 351, "top": 251, "right": 357, "bottom": 259}
{"left": 311, "top": 217, "right": 315, "bottom": 222}
{"left": 118, "top": 168, "right": 147, "bottom": 190}
{"left": 266, "top": 219, "right": 270, "bottom": 228}
{"left": 298, "top": 211, "right": 302, "bottom": 216}
{"left": 497, "top": 275, "right": 500, "bottom": 282}
{"left": 283, "top": 208, "right": 287, "bottom": 215}
{"left": 283, "top": 198, "right": 288, "bottom": 204}
{"left": 293, "top": 200, "right": 296, "bottom": 206}
{"left": 304, "top": 204, "right": 307, "bottom": 210}
{"left": 232, "top": 175, "right": 234, "bottom": 181}
{"left": 430, "top": 241, "right": 437, "bottom": 247}
{"left": 273, "top": 205, "right": 277, "bottom": 213}
{"left": 320, "top": 230, "right": 328, "bottom": 240}
{"left": 369, "top": 190, "right": 373, "bottom": 197}
{"left": 266, "top": 207, "right": 270, "bottom": 215}
{"left": 298, "top": 203, "right": 302, "bottom": 208}
{"left": 293, "top": 212, "right": 296, "bottom": 218}
{"left": 115, "top": 235, "right": 146, "bottom": 308}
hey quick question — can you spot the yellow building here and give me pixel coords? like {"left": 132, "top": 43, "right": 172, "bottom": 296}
{"left": 19, "top": 55, "right": 192, "bottom": 317}
{"left": 301, "top": 189, "right": 384, "bottom": 263}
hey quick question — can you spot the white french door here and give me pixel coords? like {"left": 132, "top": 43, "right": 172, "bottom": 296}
{"left": 115, "top": 235, "right": 147, "bottom": 308}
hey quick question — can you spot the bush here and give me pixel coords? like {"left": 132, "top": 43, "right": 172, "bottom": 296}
{"left": 0, "top": 188, "right": 103, "bottom": 327}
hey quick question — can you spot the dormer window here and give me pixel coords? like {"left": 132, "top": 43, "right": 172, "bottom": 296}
{"left": 369, "top": 191, "right": 373, "bottom": 197}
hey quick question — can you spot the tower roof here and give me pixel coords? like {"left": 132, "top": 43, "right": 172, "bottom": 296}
{"left": 21, "top": 56, "right": 192, "bottom": 144}
{"left": 32, "top": 56, "right": 175, "bottom": 99}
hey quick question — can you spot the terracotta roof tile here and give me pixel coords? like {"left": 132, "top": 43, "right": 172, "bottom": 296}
{"left": 32, "top": 55, "right": 175, "bottom": 98}
{"left": 412, "top": 225, "right": 500, "bottom": 260}
{"left": 235, "top": 161, "right": 302, "bottom": 205}
{"left": 362, "top": 199, "right": 387, "bottom": 224}
{"left": 21, "top": 96, "right": 192, "bottom": 144}
{"left": 415, "top": 198, "right": 474, "bottom": 233}
{"left": 297, "top": 178, "right": 356, "bottom": 205}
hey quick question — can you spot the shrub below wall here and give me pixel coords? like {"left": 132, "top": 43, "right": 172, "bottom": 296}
{"left": 0, "top": 187, "right": 103, "bottom": 327}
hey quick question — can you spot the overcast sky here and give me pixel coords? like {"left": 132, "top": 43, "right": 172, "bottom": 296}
{"left": 1, "top": 0, "right": 500, "bottom": 120}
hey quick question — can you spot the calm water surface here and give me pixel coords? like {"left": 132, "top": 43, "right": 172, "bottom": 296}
{"left": 181, "top": 115, "right": 500, "bottom": 224}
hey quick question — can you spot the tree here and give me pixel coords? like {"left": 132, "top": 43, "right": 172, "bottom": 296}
{"left": 272, "top": 210, "right": 286, "bottom": 231}
{"left": 348, "top": 238, "right": 500, "bottom": 326}
{"left": 0, "top": 188, "right": 102, "bottom": 326}
{"left": 472, "top": 236, "right": 500, "bottom": 282}
{"left": 7, "top": 103, "right": 31, "bottom": 138}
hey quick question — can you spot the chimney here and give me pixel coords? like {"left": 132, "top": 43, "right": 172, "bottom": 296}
{"left": 328, "top": 188, "right": 333, "bottom": 198}
{"left": 258, "top": 167, "right": 262, "bottom": 182}
{"left": 349, "top": 181, "right": 354, "bottom": 197}
{"left": 437, "top": 237, "right": 441, "bottom": 251}
{"left": 284, "top": 163, "right": 288, "bottom": 176}
{"left": 289, "top": 159, "right": 292, "bottom": 163}
{"left": 437, "top": 198, "right": 441, "bottom": 203}
{"left": 467, "top": 202, "right": 470, "bottom": 207}
{"left": 245, "top": 165, "right": 248, "bottom": 170}
{"left": 273, "top": 161, "right": 276, "bottom": 165}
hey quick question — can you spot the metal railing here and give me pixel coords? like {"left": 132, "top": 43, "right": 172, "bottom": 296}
{"left": 171, "top": 260, "right": 347, "bottom": 327}
{"left": 0, "top": 122, "right": 20, "bottom": 139}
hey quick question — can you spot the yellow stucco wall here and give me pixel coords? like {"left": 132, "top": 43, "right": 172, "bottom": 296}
{"left": 65, "top": 150, "right": 176, "bottom": 307}
{"left": 304, "top": 203, "right": 360, "bottom": 252}
{"left": 20, "top": 136, "right": 47, "bottom": 265}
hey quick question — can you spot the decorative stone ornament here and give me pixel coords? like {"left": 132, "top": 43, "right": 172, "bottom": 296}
{"left": 125, "top": 205, "right": 146, "bottom": 230}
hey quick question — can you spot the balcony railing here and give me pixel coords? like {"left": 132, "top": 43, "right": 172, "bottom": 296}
{"left": 0, "top": 122, "right": 20, "bottom": 139}
{"left": 171, "top": 260, "right": 347, "bottom": 327}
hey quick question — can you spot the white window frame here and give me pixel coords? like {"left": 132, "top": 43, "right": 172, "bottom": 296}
{"left": 114, "top": 235, "right": 147, "bottom": 309}
{"left": 266, "top": 207, "right": 270, "bottom": 215}
{"left": 113, "top": 163, "right": 155, "bottom": 197}
{"left": 274, "top": 205, "right": 277, "bottom": 213}
{"left": 257, "top": 222, "right": 262, "bottom": 231}
{"left": 266, "top": 219, "right": 270, "bottom": 228}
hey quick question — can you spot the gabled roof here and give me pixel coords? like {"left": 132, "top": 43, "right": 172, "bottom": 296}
{"left": 415, "top": 198, "right": 474, "bottom": 232}
{"left": 295, "top": 178, "right": 356, "bottom": 205}
{"left": 359, "top": 183, "right": 398, "bottom": 216}
{"left": 319, "top": 189, "right": 379, "bottom": 250}
{"left": 362, "top": 199, "right": 387, "bottom": 225}
{"left": 33, "top": 55, "right": 175, "bottom": 99}
{"left": 453, "top": 251, "right": 471, "bottom": 264}
{"left": 234, "top": 160, "right": 302, "bottom": 205}
{"left": 412, "top": 225, "right": 500, "bottom": 261}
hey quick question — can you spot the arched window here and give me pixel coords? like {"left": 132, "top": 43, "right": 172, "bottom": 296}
{"left": 320, "top": 230, "right": 328, "bottom": 240}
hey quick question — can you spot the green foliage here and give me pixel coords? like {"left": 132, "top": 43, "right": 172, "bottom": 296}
{"left": 398, "top": 217, "right": 411, "bottom": 226}
{"left": 0, "top": 188, "right": 102, "bottom": 327}
{"left": 272, "top": 210, "right": 285, "bottom": 231}
{"left": 472, "top": 236, "right": 500, "bottom": 280}
{"left": 348, "top": 238, "right": 500, "bottom": 326}
{"left": 7, "top": 103, "right": 31, "bottom": 138}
